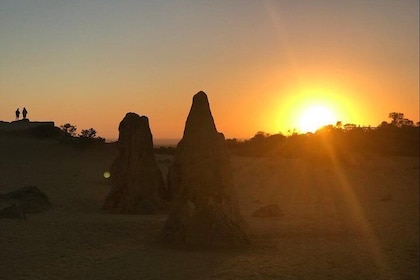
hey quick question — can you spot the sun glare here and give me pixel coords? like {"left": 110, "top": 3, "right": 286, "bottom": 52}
{"left": 277, "top": 85, "right": 356, "bottom": 135}
{"left": 298, "top": 105, "right": 337, "bottom": 133}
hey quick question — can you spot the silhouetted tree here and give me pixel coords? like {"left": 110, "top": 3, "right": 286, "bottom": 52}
{"left": 388, "top": 112, "right": 415, "bottom": 127}
{"left": 79, "top": 128, "right": 97, "bottom": 138}
{"left": 316, "top": 124, "right": 335, "bottom": 133}
{"left": 379, "top": 121, "right": 389, "bottom": 127}
{"left": 287, "top": 129, "right": 298, "bottom": 136}
{"left": 401, "top": 119, "right": 414, "bottom": 126}
{"left": 78, "top": 128, "right": 105, "bottom": 145}
{"left": 60, "top": 123, "right": 77, "bottom": 136}
{"left": 388, "top": 112, "right": 404, "bottom": 125}
{"left": 252, "top": 131, "right": 270, "bottom": 140}
{"left": 344, "top": 123, "right": 357, "bottom": 131}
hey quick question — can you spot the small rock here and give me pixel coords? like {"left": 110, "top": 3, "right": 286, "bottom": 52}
{"left": 0, "top": 186, "right": 51, "bottom": 213}
{"left": 0, "top": 203, "right": 26, "bottom": 220}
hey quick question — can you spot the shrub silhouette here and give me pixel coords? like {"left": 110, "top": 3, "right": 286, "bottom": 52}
{"left": 59, "top": 124, "right": 105, "bottom": 145}
{"left": 227, "top": 113, "right": 419, "bottom": 158}
{"left": 60, "top": 123, "right": 77, "bottom": 136}
{"left": 79, "top": 128, "right": 97, "bottom": 138}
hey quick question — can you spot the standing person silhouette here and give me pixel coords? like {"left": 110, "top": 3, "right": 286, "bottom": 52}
{"left": 22, "top": 107, "right": 28, "bottom": 119}
{"left": 15, "top": 108, "right": 20, "bottom": 120}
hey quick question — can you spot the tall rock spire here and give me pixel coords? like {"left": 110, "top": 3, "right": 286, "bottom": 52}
{"left": 103, "top": 113, "right": 164, "bottom": 214}
{"left": 161, "top": 91, "right": 249, "bottom": 247}
{"left": 183, "top": 91, "right": 217, "bottom": 140}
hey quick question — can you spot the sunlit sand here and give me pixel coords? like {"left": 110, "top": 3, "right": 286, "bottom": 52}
{"left": 0, "top": 134, "right": 418, "bottom": 279}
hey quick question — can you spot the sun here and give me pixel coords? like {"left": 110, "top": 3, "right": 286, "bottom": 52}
{"left": 298, "top": 105, "right": 337, "bottom": 133}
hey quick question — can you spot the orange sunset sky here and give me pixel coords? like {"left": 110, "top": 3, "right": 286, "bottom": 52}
{"left": 1, "top": 1, "right": 418, "bottom": 140}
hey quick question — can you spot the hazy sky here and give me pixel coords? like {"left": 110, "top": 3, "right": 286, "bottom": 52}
{"left": 1, "top": 0, "right": 418, "bottom": 140}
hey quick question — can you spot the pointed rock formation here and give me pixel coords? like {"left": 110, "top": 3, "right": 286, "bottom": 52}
{"left": 103, "top": 113, "right": 165, "bottom": 214}
{"left": 161, "top": 91, "right": 249, "bottom": 247}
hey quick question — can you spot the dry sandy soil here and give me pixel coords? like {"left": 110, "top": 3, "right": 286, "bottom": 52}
{"left": 0, "top": 137, "right": 418, "bottom": 280}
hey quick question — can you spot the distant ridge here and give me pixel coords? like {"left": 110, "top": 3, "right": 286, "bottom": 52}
{"left": 106, "top": 137, "right": 180, "bottom": 146}
{"left": 153, "top": 138, "right": 179, "bottom": 146}
{"left": 0, "top": 119, "right": 58, "bottom": 138}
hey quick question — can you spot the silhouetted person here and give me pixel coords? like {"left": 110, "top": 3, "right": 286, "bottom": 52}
{"left": 22, "top": 107, "right": 28, "bottom": 119}
{"left": 15, "top": 108, "right": 20, "bottom": 120}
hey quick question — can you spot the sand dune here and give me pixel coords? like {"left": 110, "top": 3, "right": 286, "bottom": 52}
{"left": 1, "top": 137, "right": 418, "bottom": 279}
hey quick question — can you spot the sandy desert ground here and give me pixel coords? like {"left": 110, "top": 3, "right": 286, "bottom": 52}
{"left": 0, "top": 137, "right": 418, "bottom": 280}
